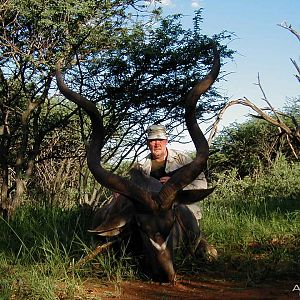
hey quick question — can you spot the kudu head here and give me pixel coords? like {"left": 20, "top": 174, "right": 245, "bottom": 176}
{"left": 56, "top": 45, "right": 220, "bottom": 284}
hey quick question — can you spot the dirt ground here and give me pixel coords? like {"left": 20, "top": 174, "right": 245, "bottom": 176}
{"left": 74, "top": 274, "right": 299, "bottom": 299}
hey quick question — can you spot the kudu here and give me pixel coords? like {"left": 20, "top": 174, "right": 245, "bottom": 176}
{"left": 56, "top": 45, "right": 220, "bottom": 284}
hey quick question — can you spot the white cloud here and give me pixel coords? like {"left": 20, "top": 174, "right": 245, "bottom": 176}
{"left": 160, "top": 0, "right": 174, "bottom": 7}
{"left": 191, "top": 0, "right": 203, "bottom": 9}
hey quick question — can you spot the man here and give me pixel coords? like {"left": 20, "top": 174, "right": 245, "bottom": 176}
{"left": 136, "top": 124, "right": 217, "bottom": 261}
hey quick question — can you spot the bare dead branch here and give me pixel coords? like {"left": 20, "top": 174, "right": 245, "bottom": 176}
{"left": 277, "top": 111, "right": 300, "bottom": 128}
{"left": 256, "top": 73, "right": 284, "bottom": 125}
{"left": 278, "top": 21, "right": 300, "bottom": 42}
{"left": 208, "top": 96, "right": 299, "bottom": 158}
{"left": 207, "top": 99, "right": 240, "bottom": 145}
{"left": 286, "top": 135, "right": 298, "bottom": 159}
{"left": 278, "top": 22, "right": 300, "bottom": 83}
{"left": 290, "top": 58, "right": 300, "bottom": 82}
{"left": 208, "top": 97, "right": 290, "bottom": 145}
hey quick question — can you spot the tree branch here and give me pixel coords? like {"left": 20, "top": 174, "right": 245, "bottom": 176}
{"left": 278, "top": 21, "right": 300, "bottom": 83}
{"left": 278, "top": 21, "right": 300, "bottom": 42}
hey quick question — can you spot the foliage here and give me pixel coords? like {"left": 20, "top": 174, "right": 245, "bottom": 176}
{"left": 283, "top": 96, "right": 300, "bottom": 120}
{"left": 66, "top": 11, "right": 234, "bottom": 168}
{"left": 209, "top": 119, "right": 279, "bottom": 177}
{"left": 0, "top": 0, "right": 159, "bottom": 216}
{"left": 209, "top": 98, "right": 300, "bottom": 178}
{"left": 0, "top": 3, "right": 235, "bottom": 215}
{"left": 1, "top": 0, "right": 148, "bottom": 65}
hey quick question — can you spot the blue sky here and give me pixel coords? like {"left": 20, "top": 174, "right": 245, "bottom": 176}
{"left": 157, "top": 0, "right": 300, "bottom": 140}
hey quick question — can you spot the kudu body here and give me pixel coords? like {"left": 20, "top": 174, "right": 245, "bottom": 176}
{"left": 56, "top": 46, "right": 220, "bottom": 284}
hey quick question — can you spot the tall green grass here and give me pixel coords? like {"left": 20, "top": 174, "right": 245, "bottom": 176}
{"left": 0, "top": 205, "right": 136, "bottom": 299}
{"left": 200, "top": 157, "right": 300, "bottom": 281}
{"left": 0, "top": 206, "right": 90, "bottom": 299}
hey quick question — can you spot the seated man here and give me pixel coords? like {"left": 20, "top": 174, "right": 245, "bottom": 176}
{"left": 136, "top": 124, "right": 217, "bottom": 261}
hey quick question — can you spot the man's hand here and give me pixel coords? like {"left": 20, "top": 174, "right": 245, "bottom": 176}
{"left": 160, "top": 176, "right": 171, "bottom": 184}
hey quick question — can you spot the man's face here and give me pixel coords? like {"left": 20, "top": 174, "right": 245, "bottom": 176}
{"left": 147, "top": 139, "right": 168, "bottom": 160}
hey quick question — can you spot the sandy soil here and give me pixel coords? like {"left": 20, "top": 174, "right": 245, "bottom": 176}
{"left": 74, "top": 275, "right": 298, "bottom": 299}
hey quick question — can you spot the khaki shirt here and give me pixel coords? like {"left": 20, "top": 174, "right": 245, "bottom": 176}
{"left": 135, "top": 148, "right": 206, "bottom": 220}
{"left": 136, "top": 148, "right": 207, "bottom": 190}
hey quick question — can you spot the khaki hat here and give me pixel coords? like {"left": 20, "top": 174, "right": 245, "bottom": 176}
{"left": 146, "top": 125, "right": 168, "bottom": 140}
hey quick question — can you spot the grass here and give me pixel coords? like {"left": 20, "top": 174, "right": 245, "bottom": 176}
{"left": 0, "top": 249, "right": 82, "bottom": 299}
{"left": 0, "top": 205, "right": 137, "bottom": 299}
{"left": 0, "top": 158, "right": 299, "bottom": 298}
{"left": 199, "top": 158, "right": 300, "bottom": 282}
{"left": 0, "top": 206, "right": 87, "bottom": 299}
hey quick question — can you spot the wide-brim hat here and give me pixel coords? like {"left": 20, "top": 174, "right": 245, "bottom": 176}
{"left": 146, "top": 125, "right": 168, "bottom": 140}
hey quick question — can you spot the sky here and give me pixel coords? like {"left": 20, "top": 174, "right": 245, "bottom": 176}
{"left": 156, "top": 0, "right": 300, "bottom": 149}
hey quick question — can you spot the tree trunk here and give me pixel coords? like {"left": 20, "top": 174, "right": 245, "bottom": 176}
{"left": 0, "top": 165, "right": 10, "bottom": 220}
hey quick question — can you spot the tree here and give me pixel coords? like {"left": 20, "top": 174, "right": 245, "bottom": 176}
{"left": 209, "top": 97, "right": 300, "bottom": 178}
{"left": 208, "top": 81, "right": 300, "bottom": 160}
{"left": 0, "top": 0, "right": 158, "bottom": 218}
{"left": 32, "top": 10, "right": 234, "bottom": 208}
{"left": 62, "top": 10, "right": 234, "bottom": 169}
{"left": 208, "top": 24, "right": 300, "bottom": 161}
{"left": 0, "top": 2, "right": 234, "bottom": 217}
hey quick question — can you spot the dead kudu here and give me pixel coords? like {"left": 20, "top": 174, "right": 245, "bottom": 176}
{"left": 56, "top": 46, "right": 220, "bottom": 284}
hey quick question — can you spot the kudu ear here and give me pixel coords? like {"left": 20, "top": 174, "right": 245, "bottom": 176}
{"left": 175, "top": 187, "right": 215, "bottom": 205}
{"left": 88, "top": 196, "right": 134, "bottom": 237}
